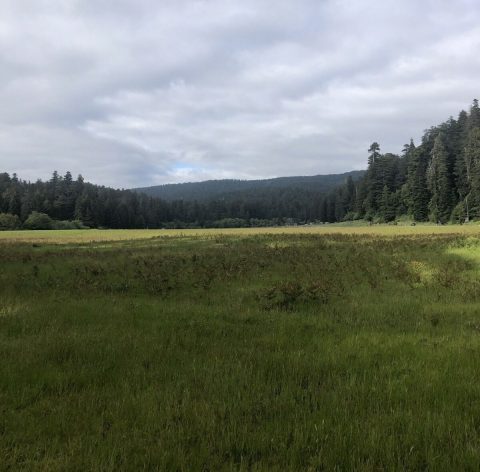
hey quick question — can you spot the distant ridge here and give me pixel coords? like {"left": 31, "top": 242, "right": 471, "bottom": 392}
{"left": 133, "top": 170, "right": 365, "bottom": 201}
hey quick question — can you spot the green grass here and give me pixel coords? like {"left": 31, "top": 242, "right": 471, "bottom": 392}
{"left": 2, "top": 230, "right": 480, "bottom": 470}
{"left": 1, "top": 222, "right": 480, "bottom": 244}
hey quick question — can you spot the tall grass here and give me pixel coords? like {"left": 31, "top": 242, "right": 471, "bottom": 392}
{"left": 2, "top": 232, "right": 480, "bottom": 469}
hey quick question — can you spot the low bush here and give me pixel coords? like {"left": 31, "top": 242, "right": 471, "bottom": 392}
{"left": 53, "top": 219, "right": 90, "bottom": 230}
{"left": 23, "top": 211, "right": 54, "bottom": 230}
{"left": 0, "top": 213, "right": 20, "bottom": 230}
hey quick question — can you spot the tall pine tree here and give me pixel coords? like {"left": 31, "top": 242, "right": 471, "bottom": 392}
{"left": 427, "top": 133, "right": 452, "bottom": 223}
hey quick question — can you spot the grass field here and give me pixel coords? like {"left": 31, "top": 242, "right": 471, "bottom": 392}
{"left": 2, "top": 222, "right": 480, "bottom": 244}
{"left": 3, "top": 227, "right": 480, "bottom": 469}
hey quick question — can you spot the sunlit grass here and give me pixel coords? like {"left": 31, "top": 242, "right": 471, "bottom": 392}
{"left": 2, "top": 222, "right": 480, "bottom": 244}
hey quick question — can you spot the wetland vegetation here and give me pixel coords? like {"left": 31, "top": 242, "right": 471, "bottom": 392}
{"left": 2, "top": 227, "right": 480, "bottom": 470}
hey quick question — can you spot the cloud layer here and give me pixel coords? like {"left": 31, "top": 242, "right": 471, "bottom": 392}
{"left": 1, "top": 0, "right": 480, "bottom": 187}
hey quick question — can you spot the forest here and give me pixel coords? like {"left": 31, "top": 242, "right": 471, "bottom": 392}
{"left": 1, "top": 100, "right": 479, "bottom": 229}
{"left": 135, "top": 171, "right": 364, "bottom": 201}
{"left": 0, "top": 171, "right": 360, "bottom": 229}
{"left": 327, "top": 99, "right": 480, "bottom": 224}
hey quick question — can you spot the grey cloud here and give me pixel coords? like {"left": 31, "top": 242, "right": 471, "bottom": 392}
{"left": 0, "top": 0, "right": 480, "bottom": 187}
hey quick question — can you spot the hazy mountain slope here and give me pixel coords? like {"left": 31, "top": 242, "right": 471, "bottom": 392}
{"left": 134, "top": 170, "right": 365, "bottom": 201}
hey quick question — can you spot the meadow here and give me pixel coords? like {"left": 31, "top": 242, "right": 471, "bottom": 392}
{"left": 2, "top": 226, "right": 480, "bottom": 470}
{"left": 2, "top": 222, "right": 480, "bottom": 244}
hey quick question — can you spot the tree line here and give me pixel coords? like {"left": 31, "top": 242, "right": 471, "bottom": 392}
{"left": 135, "top": 171, "right": 364, "bottom": 201}
{"left": 0, "top": 170, "right": 351, "bottom": 229}
{"left": 1, "top": 99, "right": 479, "bottom": 229}
{"left": 324, "top": 99, "right": 480, "bottom": 223}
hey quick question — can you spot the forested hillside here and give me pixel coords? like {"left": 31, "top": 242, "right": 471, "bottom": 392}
{"left": 0, "top": 170, "right": 362, "bottom": 229}
{"left": 0, "top": 168, "right": 366, "bottom": 229}
{"left": 325, "top": 99, "right": 480, "bottom": 223}
{"left": 134, "top": 171, "right": 364, "bottom": 201}
{"left": 2, "top": 99, "right": 479, "bottom": 229}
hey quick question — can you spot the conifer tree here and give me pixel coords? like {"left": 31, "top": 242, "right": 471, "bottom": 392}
{"left": 465, "top": 128, "right": 480, "bottom": 219}
{"left": 407, "top": 148, "right": 430, "bottom": 221}
{"left": 380, "top": 185, "right": 395, "bottom": 222}
{"left": 468, "top": 99, "right": 480, "bottom": 130}
{"left": 427, "top": 133, "right": 452, "bottom": 223}
{"left": 453, "top": 110, "right": 469, "bottom": 201}
{"left": 364, "top": 142, "right": 383, "bottom": 215}
{"left": 367, "top": 142, "right": 381, "bottom": 166}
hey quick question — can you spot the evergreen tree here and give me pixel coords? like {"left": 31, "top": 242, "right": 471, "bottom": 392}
{"left": 343, "top": 175, "right": 356, "bottom": 215}
{"left": 367, "top": 142, "right": 381, "bottom": 166}
{"left": 453, "top": 110, "right": 469, "bottom": 202}
{"left": 400, "top": 140, "right": 416, "bottom": 211}
{"left": 465, "top": 128, "right": 480, "bottom": 219}
{"left": 364, "top": 142, "right": 383, "bottom": 215}
{"left": 427, "top": 133, "right": 452, "bottom": 223}
{"left": 407, "top": 148, "right": 430, "bottom": 221}
{"left": 380, "top": 185, "right": 395, "bottom": 222}
{"left": 468, "top": 99, "right": 480, "bottom": 130}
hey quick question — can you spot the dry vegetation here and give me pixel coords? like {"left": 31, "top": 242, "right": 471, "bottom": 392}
{"left": 1, "top": 222, "right": 480, "bottom": 244}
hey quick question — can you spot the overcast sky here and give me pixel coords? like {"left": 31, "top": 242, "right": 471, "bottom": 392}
{"left": 1, "top": 0, "right": 480, "bottom": 188}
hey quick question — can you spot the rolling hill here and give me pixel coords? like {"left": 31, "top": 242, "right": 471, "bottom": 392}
{"left": 133, "top": 171, "right": 365, "bottom": 201}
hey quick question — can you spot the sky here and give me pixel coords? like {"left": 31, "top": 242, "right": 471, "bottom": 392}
{"left": 1, "top": 0, "right": 480, "bottom": 188}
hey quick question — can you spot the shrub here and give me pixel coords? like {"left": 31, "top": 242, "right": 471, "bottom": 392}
{"left": 343, "top": 211, "right": 357, "bottom": 221}
{"left": 213, "top": 218, "right": 248, "bottom": 228}
{"left": 257, "top": 279, "right": 339, "bottom": 311}
{"left": 53, "top": 220, "right": 90, "bottom": 230}
{"left": 451, "top": 202, "right": 467, "bottom": 223}
{"left": 53, "top": 220, "right": 73, "bottom": 230}
{"left": 0, "top": 213, "right": 21, "bottom": 230}
{"left": 73, "top": 220, "right": 90, "bottom": 229}
{"left": 23, "top": 212, "right": 54, "bottom": 230}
